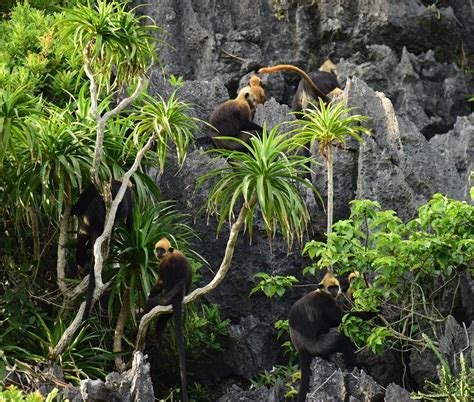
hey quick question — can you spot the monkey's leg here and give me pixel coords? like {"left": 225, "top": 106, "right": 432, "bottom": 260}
{"left": 339, "top": 336, "right": 357, "bottom": 369}
{"left": 172, "top": 299, "right": 188, "bottom": 402}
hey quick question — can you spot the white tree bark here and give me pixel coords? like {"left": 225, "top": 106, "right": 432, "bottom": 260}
{"left": 52, "top": 128, "right": 157, "bottom": 358}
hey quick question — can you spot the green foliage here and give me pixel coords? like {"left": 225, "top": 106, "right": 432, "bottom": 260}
{"left": 250, "top": 273, "right": 298, "bottom": 298}
{"left": 153, "top": 302, "right": 230, "bottom": 398}
{"left": 289, "top": 98, "right": 370, "bottom": 159}
{"left": 199, "top": 125, "right": 317, "bottom": 249}
{"left": 129, "top": 91, "right": 200, "bottom": 174}
{"left": 168, "top": 74, "right": 184, "bottom": 89}
{"left": 0, "top": 2, "right": 84, "bottom": 102}
{"left": 109, "top": 201, "right": 196, "bottom": 324}
{"left": 275, "top": 319, "right": 297, "bottom": 362}
{"left": 304, "top": 194, "right": 474, "bottom": 352}
{"left": 250, "top": 364, "right": 298, "bottom": 390}
{"left": 284, "top": 370, "right": 301, "bottom": 399}
{"left": 183, "top": 304, "right": 230, "bottom": 354}
{"left": 412, "top": 353, "right": 474, "bottom": 401}
{"left": 58, "top": 0, "right": 161, "bottom": 93}
{"left": 1, "top": 309, "right": 114, "bottom": 384}
{"left": 0, "top": 385, "right": 58, "bottom": 402}
{"left": 0, "top": 84, "right": 42, "bottom": 167}
{"left": 13, "top": 107, "right": 94, "bottom": 219}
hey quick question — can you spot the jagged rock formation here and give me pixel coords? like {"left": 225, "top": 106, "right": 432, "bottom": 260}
{"left": 62, "top": 352, "right": 154, "bottom": 402}
{"left": 218, "top": 356, "right": 414, "bottom": 402}
{"left": 129, "top": 0, "right": 473, "bottom": 397}
{"left": 133, "top": 0, "right": 472, "bottom": 135}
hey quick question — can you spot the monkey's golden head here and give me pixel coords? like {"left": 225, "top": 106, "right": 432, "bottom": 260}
{"left": 249, "top": 75, "right": 262, "bottom": 87}
{"left": 236, "top": 86, "right": 258, "bottom": 110}
{"left": 154, "top": 237, "right": 174, "bottom": 260}
{"left": 317, "top": 271, "right": 341, "bottom": 298}
{"left": 320, "top": 59, "right": 338, "bottom": 75}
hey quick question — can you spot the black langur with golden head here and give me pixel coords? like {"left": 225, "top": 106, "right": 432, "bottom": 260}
{"left": 144, "top": 237, "right": 192, "bottom": 402}
{"left": 289, "top": 271, "right": 377, "bottom": 402}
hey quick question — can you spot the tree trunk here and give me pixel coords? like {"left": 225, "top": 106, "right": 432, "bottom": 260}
{"left": 30, "top": 207, "right": 40, "bottom": 262}
{"left": 114, "top": 286, "right": 131, "bottom": 372}
{"left": 52, "top": 130, "right": 156, "bottom": 359}
{"left": 326, "top": 144, "right": 334, "bottom": 238}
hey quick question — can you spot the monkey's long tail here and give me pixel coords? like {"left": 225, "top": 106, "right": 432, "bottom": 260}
{"left": 82, "top": 265, "right": 95, "bottom": 322}
{"left": 172, "top": 299, "right": 188, "bottom": 402}
{"left": 298, "top": 351, "right": 312, "bottom": 402}
{"left": 258, "top": 64, "right": 330, "bottom": 103}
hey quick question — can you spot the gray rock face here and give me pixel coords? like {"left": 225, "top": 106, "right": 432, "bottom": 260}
{"left": 409, "top": 316, "right": 474, "bottom": 390}
{"left": 430, "top": 114, "right": 474, "bottom": 200}
{"left": 134, "top": 0, "right": 472, "bottom": 136}
{"left": 218, "top": 357, "right": 412, "bottom": 401}
{"left": 142, "top": 70, "right": 472, "bottom": 392}
{"left": 311, "top": 77, "right": 466, "bottom": 226}
{"left": 338, "top": 46, "right": 471, "bottom": 138}
{"left": 75, "top": 352, "right": 154, "bottom": 402}
{"left": 125, "top": 0, "right": 473, "bottom": 396}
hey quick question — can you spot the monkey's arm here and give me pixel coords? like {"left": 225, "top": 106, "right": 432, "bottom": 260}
{"left": 240, "top": 120, "right": 263, "bottom": 132}
{"left": 144, "top": 280, "right": 187, "bottom": 313}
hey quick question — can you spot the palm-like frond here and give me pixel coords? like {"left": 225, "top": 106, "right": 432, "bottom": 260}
{"left": 129, "top": 91, "right": 200, "bottom": 173}
{"left": 199, "top": 125, "right": 318, "bottom": 249}
{"left": 290, "top": 98, "right": 371, "bottom": 157}
{"left": 57, "top": 0, "right": 163, "bottom": 91}
{"left": 0, "top": 84, "right": 42, "bottom": 165}
{"left": 13, "top": 108, "right": 94, "bottom": 220}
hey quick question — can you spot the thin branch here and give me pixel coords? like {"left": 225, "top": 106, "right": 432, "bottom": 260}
{"left": 220, "top": 49, "right": 247, "bottom": 63}
{"left": 56, "top": 199, "right": 72, "bottom": 295}
{"left": 83, "top": 45, "right": 98, "bottom": 120}
{"left": 90, "top": 73, "right": 148, "bottom": 187}
{"left": 135, "top": 194, "right": 258, "bottom": 351}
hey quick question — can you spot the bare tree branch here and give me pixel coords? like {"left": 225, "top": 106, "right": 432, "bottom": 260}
{"left": 90, "top": 74, "right": 148, "bottom": 187}
{"left": 135, "top": 194, "right": 258, "bottom": 351}
{"left": 56, "top": 199, "right": 72, "bottom": 295}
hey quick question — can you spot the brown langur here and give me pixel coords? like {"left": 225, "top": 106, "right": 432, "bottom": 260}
{"left": 289, "top": 271, "right": 377, "bottom": 402}
{"left": 258, "top": 59, "right": 342, "bottom": 113}
{"left": 208, "top": 86, "right": 263, "bottom": 152}
{"left": 247, "top": 75, "right": 267, "bottom": 113}
{"left": 144, "top": 237, "right": 192, "bottom": 402}
{"left": 72, "top": 180, "right": 134, "bottom": 321}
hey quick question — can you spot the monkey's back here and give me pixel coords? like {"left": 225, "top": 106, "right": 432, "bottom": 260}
{"left": 159, "top": 251, "right": 192, "bottom": 295}
{"left": 209, "top": 100, "right": 251, "bottom": 137}
{"left": 289, "top": 291, "right": 344, "bottom": 339}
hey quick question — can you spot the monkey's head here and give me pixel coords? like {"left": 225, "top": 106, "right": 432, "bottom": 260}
{"left": 154, "top": 237, "right": 174, "bottom": 261}
{"left": 320, "top": 59, "right": 338, "bottom": 75}
{"left": 236, "top": 86, "right": 258, "bottom": 110}
{"left": 317, "top": 271, "right": 342, "bottom": 298}
{"left": 249, "top": 75, "right": 262, "bottom": 87}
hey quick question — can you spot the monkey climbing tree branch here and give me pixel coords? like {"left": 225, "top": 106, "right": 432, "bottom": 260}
{"left": 52, "top": 129, "right": 158, "bottom": 359}
{"left": 135, "top": 194, "right": 258, "bottom": 351}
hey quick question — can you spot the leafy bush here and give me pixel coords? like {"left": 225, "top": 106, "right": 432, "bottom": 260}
{"left": 304, "top": 194, "right": 474, "bottom": 353}
{"left": 412, "top": 353, "right": 474, "bottom": 401}
{"left": 250, "top": 273, "right": 298, "bottom": 298}
{"left": 0, "top": 2, "right": 84, "bottom": 102}
{"left": 0, "top": 385, "right": 58, "bottom": 402}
